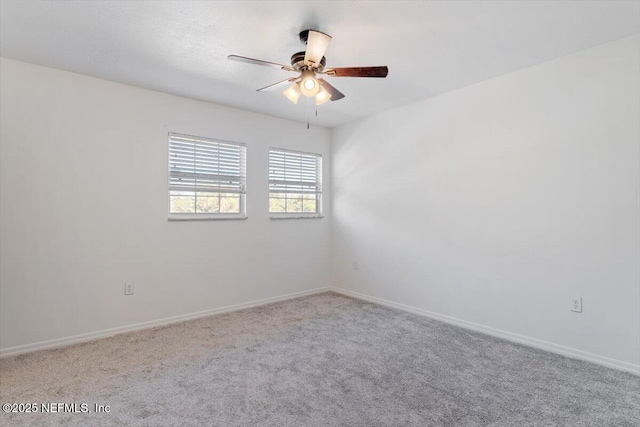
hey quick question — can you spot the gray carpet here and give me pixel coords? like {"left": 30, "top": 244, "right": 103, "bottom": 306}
{"left": 1, "top": 292, "right": 638, "bottom": 426}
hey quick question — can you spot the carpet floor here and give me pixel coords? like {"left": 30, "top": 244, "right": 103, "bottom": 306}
{"left": 1, "top": 292, "right": 638, "bottom": 426}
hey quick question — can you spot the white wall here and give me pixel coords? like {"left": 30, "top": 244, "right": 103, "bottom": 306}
{"left": 332, "top": 35, "right": 640, "bottom": 370}
{"left": 0, "top": 57, "right": 331, "bottom": 352}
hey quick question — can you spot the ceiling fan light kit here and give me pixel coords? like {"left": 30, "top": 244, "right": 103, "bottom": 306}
{"left": 228, "top": 29, "right": 389, "bottom": 108}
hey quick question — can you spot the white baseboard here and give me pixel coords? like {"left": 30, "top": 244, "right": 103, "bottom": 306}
{"left": 0, "top": 287, "right": 331, "bottom": 358}
{"left": 4, "top": 286, "right": 638, "bottom": 375}
{"left": 330, "top": 287, "right": 640, "bottom": 376}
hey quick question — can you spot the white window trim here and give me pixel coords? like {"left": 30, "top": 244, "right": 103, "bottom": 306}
{"left": 167, "top": 133, "right": 247, "bottom": 221}
{"left": 269, "top": 215, "right": 324, "bottom": 220}
{"left": 167, "top": 201, "right": 248, "bottom": 221}
{"left": 268, "top": 147, "right": 323, "bottom": 219}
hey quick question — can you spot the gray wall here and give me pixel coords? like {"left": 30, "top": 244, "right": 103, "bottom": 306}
{"left": 0, "top": 57, "right": 332, "bottom": 352}
{"left": 331, "top": 35, "right": 640, "bottom": 371}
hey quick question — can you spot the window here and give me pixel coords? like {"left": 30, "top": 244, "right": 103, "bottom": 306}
{"left": 168, "top": 133, "right": 246, "bottom": 220}
{"left": 269, "top": 148, "right": 322, "bottom": 218}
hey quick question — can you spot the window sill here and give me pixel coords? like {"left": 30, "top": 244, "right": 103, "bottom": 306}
{"left": 168, "top": 216, "right": 248, "bottom": 221}
{"left": 269, "top": 215, "right": 324, "bottom": 220}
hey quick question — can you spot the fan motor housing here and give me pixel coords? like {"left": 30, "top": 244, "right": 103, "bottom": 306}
{"left": 291, "top": 51, "right": 326, "bottom": 72}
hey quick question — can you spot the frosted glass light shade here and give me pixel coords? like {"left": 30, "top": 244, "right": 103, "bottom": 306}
{"left": 315, "top": 86, "right": 332, "bottom": 105}
{"left": 283, "top": 83, "right": 301, "bottom": 104}
{"left": 299, "top": 70, "right": 320, "bottom": 97}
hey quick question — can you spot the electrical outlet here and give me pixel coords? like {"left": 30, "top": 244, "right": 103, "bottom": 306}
{"left": 124, "top": 281, "right": 135, "bottom": 296}
{"left": 570, "top": 296, "right": 582, "bottom": 313}
{"left": 353, "top": 261, "right": 359, "bottom": 270}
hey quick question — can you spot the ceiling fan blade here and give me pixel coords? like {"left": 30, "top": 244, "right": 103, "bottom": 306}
{"left": 257, "top": 77, "right": 298, "bottom": 92}
{"left": 228, "top": 55, "right": 294, "bottom": 72}
{"left": 304, "top": 30, "right": 332, "bottom": 67}
{"left": 324, "top": 66, "right": 388, "bottom": 78}
{"left": 317, "top": 78, "right": 345, "bottom": 101}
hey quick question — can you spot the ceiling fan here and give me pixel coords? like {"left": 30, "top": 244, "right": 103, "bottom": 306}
{"left": 228, "top": 30, "right": 388, "bottom": 106}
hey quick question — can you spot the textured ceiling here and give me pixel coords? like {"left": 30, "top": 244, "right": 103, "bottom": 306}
{"left": 1, "top": 1, "right": 639, "bottom": 128}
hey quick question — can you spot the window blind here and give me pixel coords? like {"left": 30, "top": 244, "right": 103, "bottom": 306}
{"left": 169, "top": 133, "right": 246, "bottom": 195}
{"left": 269, "top": 149, "right": 322, "bottom": 194}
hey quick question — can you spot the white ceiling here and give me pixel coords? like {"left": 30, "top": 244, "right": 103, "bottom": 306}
{"left": 1, "top": 1, "right": 638, "bottom": 128}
